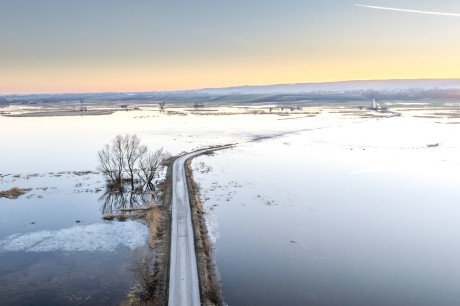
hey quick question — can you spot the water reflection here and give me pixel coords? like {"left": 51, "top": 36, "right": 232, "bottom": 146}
{"left": 0, "top": 174, "right": 148, "bottom": 305}
{"left": 99, "top": 187, "right": 159, "bottom": 216}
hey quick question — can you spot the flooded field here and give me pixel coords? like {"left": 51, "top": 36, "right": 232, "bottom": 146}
{"left": 192, "top": 112, "right": 460, "bottom": 305}
{"left": 1, "top": 102, "right": 460, "bottom": 305}
{"left": 0, "top": 173, "right": 147, "bottom": 305}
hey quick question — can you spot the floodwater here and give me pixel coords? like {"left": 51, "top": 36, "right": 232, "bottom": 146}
{"left": 0, "top": 106, "right": 308, "bottom": 304}
{"left": 2, "top": 105, "right": 460, "bottom": 305}
{"left": 192, "top": 114, "right": 460, "bottom": 306}
{"left": 0, "top": 173, "right": 148, "bottom": 305}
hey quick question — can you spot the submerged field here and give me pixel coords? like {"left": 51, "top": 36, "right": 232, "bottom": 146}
{"left": 1, "top": 101, "right": 460, "bottom": 305}
{"left": 192, "top": 115, "right": 460, "bottom": 305}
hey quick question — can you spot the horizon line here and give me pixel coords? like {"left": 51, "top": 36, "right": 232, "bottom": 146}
{"left": 2, "top": 77, "right": 460, "bottom": 96}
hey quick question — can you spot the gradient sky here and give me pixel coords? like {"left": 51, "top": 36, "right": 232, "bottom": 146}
{"left": 1, "top": 0, "right": 460, "bottom": 93}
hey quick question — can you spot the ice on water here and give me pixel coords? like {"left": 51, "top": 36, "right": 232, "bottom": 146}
{"left": 0, "top": 221, "right": 147, "bottom": 252}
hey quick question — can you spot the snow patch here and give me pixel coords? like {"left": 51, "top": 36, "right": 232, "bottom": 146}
{"left": 0, "top": 221, "right": 147, "bottom": 253}
{"left": 205, "top": 213, "right": 220, "bottom": 244}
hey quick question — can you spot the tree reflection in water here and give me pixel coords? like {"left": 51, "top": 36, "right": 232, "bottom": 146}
{"left": 100, "top": 188, "right": 157, "bottom": 215}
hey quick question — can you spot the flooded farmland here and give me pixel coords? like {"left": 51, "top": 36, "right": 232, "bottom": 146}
{"left": 192, "top": 111, "right": 460, "bottom": 306}
{"left": 1, "top": 103, "right": 460, "bottom": 305}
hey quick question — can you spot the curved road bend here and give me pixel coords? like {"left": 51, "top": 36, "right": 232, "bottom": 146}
{"left": 168, "top": 150, "right": 206, "bottom": 306}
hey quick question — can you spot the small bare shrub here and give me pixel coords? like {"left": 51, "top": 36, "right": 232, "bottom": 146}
{"left": 117, "top": 214, "right": 128, "bottom": 221}
{"left": 130, "top": 247, "right": 156, "bottom": 299}
{"left": 102, "top": 214, "right": 116, "bottom": 220}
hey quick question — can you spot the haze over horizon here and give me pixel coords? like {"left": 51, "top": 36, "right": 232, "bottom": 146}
{"left": 1, "top": 0, "right": 460, "bottom": 94}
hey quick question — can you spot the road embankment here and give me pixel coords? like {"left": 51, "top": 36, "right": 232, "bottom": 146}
{"left": 127, "top": 146, "right": 231, "bottom": 306}
{"left": 127, "top": 157, "right": 175, "bottom": 306}
{"left": 185, "top": 156, "right": 224, "bottom": 306}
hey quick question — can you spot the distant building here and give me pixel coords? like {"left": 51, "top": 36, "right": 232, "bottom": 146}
{"left": 371, "top": 99, "right": 381, "bottom": 110}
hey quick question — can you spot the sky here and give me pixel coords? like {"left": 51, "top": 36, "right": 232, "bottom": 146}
{"left": 1, "top": 0, "right": 460, "bottom": 94}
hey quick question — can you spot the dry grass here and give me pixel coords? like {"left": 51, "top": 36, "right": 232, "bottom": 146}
{"left": 126, "top": 205, "right": 166, "bottom": 304}
{"left": 146, "top": 204, "right": 165, "bottom": 247}
{"left": 128, "top": 247, "right": 156, "bottom": 301}
{"left": 0, "top": 187, "right": 32, "bottom": 199}
{"left": 186, "top": 160, "right": 224, "bottom": 306}
{"left": 126, "top": 157, "right": 175, "bottom": 306}
{"left": 72, "top": 170, "right": 94, "bottom": 176}
{"left": 102, "top": 214, "right": 116, "bottom": 220}
{"left": 117, "top": 214, "right": 128, "bottom": 221}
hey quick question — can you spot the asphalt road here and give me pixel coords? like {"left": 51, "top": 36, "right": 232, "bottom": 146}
{"left": 168, "top": 151, "right": 203, "bottom": 306}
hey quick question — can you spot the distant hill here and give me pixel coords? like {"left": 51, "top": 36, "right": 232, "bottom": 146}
{"left": 193, "top": 79, "right": 460, "bottom": 94}
{"left": 2, "top": 79, "right": 460, "bottom": 105}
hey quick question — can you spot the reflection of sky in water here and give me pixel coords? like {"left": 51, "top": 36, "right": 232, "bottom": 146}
{"left": 0, "top": 250, "right": 135, "bottom": 305}
{"left": 0, "top": 172, "right": 147, "bottom": 304}
{"left": 192, "top": 117, "right": 460, "bottom": 306}
{"left": 0, "top": 173, "right": 105, "bottom": 237}
{"left": 2, "top": 107, "right": 460, "bottom": 305}
{"left": 0, "top": 108, "right": 343, "bottom": 173}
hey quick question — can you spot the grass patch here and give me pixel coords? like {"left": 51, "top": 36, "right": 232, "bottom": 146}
{"left": 186, "top": 158, "right": 224, "bottom": 306}
{"left": 129, "top": 247, "right": 156, "bottom": 300}
{"left": 146, "top": 204, "right": 165, "bottom": 248}
{"left": 102, "top": 214, "right": 116, "bottom": 220}
{"left": 126, "top": 157, "right": 174, "bottom": 306}
{"left": 0, "top": 187, "right": 32, "bottom": 199}
{"left": 117, "top": 214, "right": 128, "bottom": 221}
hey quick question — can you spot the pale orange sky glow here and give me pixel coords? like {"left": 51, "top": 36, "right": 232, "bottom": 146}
{"left": 1, "top": 1, "right": 460, "bottom": 94}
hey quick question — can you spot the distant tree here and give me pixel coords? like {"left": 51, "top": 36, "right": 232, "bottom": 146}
{"left": 158, "top": 101, "right": 166, "bottom": 111}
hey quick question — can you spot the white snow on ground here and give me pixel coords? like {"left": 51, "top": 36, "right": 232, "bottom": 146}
{"left": 0, "top": 221, "right": 147, "bottom": 252}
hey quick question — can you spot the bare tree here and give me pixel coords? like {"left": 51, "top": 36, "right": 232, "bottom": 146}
{"left": 98, "top": 134, "right": 168, "bottom": 193}
{"left": 158, "top": 101, "right": 166, "bottom": 111}
{"left": 97, "top": 135, "right": 125, "bottom": 188}
{"left": 122, "top": 135, "right": 147, "bottom": 189}
{"left": 138, "top": 148, "right": 167, "bottom": 190}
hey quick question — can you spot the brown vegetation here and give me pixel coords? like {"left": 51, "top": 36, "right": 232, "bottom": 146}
{"left": 72, "top": 170, "right": 95, "bottom": 176}
{"left": 126, "top": 157, "right": 175, "bottom": 306}
{"left": 117, "top": 214, "right": 128, "bottom": 221}
{"left": 102, "top": 214, "right": 116, "bottom": 220}
{"left": 126, "top": 148, "right": 228, "bottom": 306}
{"left": 0, "top": 187, "right": 32, "bottom": 199}
{"left": 128, "top": 247, "right": 156, "bottom": 303}
{"left": 146, "top": 204, "right": 165, "bottom": 248}
{"left": 185, "top": 159, "right": 224, "bottom": 306}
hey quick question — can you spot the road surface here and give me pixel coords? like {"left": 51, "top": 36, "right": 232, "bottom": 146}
{"left": 168, "top": 150, "right": 204, "bottom": 306}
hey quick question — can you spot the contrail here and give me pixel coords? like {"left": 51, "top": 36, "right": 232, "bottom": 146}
{"left": 230, "top": 55, "right": 287, "bottom": 60}
{"left": 355, "top": 4, "right": 460, "bottom": 17}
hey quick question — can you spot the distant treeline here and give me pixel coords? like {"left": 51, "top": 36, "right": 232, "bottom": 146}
{"left": 360, "top": 88, "right": 460, "bottom": 101}
{"left": 2, "top": 88, "right": 460, "bottom": 105}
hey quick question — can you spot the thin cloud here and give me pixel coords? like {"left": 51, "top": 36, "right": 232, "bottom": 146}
{"left": 355, "top": 4, "right": 460, "bottom": 17}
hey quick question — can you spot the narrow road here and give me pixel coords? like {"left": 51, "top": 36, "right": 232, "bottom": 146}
{"left": 168, "top": 150, "right": 204, "bottom": 306}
